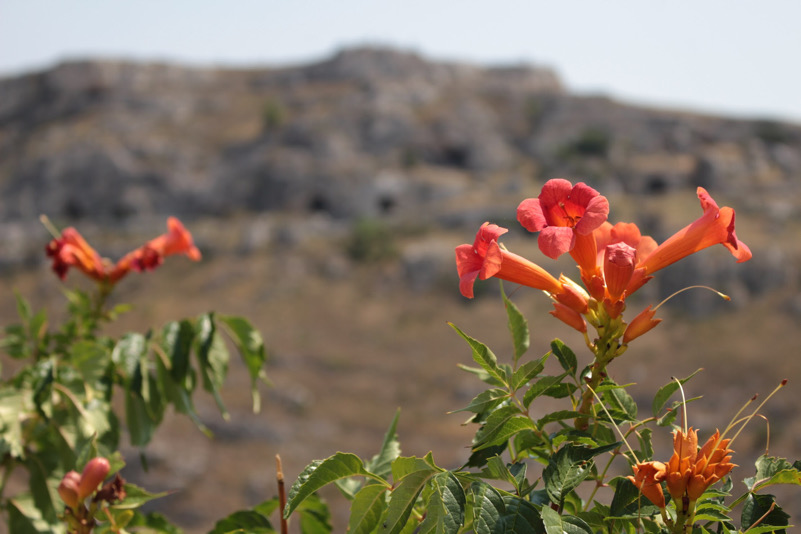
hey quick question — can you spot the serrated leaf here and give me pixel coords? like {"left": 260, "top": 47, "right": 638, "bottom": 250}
{"left": 523, "top": 374, "right": 568, "bottom": 408}
{"left": 543, "top": 444, "right": 614, "bottom": 506}
{"left": 450, "top": 323, "right": 506, "bottom": 386}
{"left": 651, "top": 369, "right": 702, "bottom": 416}
{"left": 474, "top": 409, "right": 536, "bottom": 451}
{"left": 348, "top": 484, "right": 388, "bottom": 534}
{"left": 285, "top": 453, "right": 385, "bottom": 518}
{"left": 367, "top": 409, "right": 402, "bottom": 480}
{"left": 383, "top": 467, "right": 439, "bottom": 534}
{"left": 550, "top": 339, "right": 577, "bottom": 375}
{"left": 510, "top": 356, "right": 547, "bottom": 391}
{"left": 470, "top": 482, "right": 505, "bottom": 534}
{"left": 498, "top": 495, "right": 544, "bottom": 533}
{"left": 745, "top": 456, "right": 801, "bottom": 492}
{"left": 536, "top": 410, "right": 582, "bottom": 427}
{"left": 501, "top": 284, "right": 529, "bottom": 366}
{"left": 541, "top": 505, "right": 593, "bottom": 534}
{"left": 741, "top": 493, "right": 790, "bottom": 532}
{"left": 604, "top": 386, "right": 637, "bottom": 421}
{"left": 417, "top": 472, "right": 466, "bottom": 534}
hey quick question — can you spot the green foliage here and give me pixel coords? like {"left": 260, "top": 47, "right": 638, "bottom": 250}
{"left": 345, "top": 218, "right": 399, "bottom": 263}
{"left": 0, "top": 289, "right": 269, "bottom": 532}
{"left": 281, "top": 287, "right": 799, "bottom": 533}
{"left": 558, "top": 127, "right": 611, "bottom": 159}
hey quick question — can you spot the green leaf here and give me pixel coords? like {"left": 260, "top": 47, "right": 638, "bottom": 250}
{"left": 111, "top": 333, "right": 147, "bottom": 382}
{"left": 450, "top": 323, "right": 506, "bottom": 386}
{"left": 26, "top": 456, "right": 58, "bottom": 525}
{"left": 542, "top": 444, "right": 614, "bottom": 506}
{"left": 741, "top": 493, "right": 789, "bottom": 532}
{"left": 498, "top": 495, "right": 544, "bottom": 533}
{"left": 604, "top": 385, "right": 637, "bottom": 421}
{"left": 383, "top": 462, "right": 439, "bottom": 534}
{"left": 651, "top": 369, "right": 702, "bottom": 416}
{"left": 125, "top": 389, "right": 155, "bottom": 447}
{"left": 470, "top": 482, "right": 505, "bottom": 534}
{"left": 209, "top": 510, "right": 274, "bottom": 534}
{"left": 510, "top": 356, "right": 548, "bottom": 391}
{"left": 550, "top": 339, "right": 577, "bottom": 376}
{"left": 218, "top": 315, "right": 268, "bottom": 413}
{"left": 111, "top": 483, "right": 169, "bottom": 510}
{"left": 523, "top": 374, "right": 569, "bottom": 408}
{"left": 298, "top": 493, "right": 333, "bottom": 534}
{"left": 541, "top": 505, "right": 593, "bottom": 534}
{"left": 161, "top": 320, "right": 195, "bottom": 384}
{"left": 744, "top": 456, "right": 801, "bottom": 492}
{"left": 195, "top": 313, "right": 230, "bottom": 420}
{"left": 365, "top": 409, "right": 401, "bottom": 481}
{"left": 347, "top": 484, "right": 388, "bottom": 534}
{"left": 608, "top": 477, "right": 662, "bottom": 519}
{"left": 285, "top": 453, "right": 386, "bottom": 518}
{"left": 501, "top": 284, "right": 529, "bottom": 366}
{"left": 450, "top": 389, "right": 509, "bottom": 415}
{"left": 7, "top": 495, "right": 54, "bottom": 534}
{"left": 473, "top": 408, "right": 537, "bottom": 451}
{"left": 417, "top": 472, "right": 466, "bottom": 533}
{"left": 123, "top": 511, "right": 182, "bottom": 534}
{"left": 536, "top": 410, "right": 583, "bottom": 427}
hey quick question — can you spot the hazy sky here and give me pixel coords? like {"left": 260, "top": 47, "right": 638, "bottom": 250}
{"left": 2, "top": 1, "right": 799, "bottom": 122}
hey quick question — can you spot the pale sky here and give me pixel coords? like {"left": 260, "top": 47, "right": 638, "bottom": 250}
{"left": 2, "top": 0, "right": 800, "bottom": 122}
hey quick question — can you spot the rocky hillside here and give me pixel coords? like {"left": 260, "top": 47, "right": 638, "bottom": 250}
{"left": 2, "top": 46, "right": 800, "bottom": 313}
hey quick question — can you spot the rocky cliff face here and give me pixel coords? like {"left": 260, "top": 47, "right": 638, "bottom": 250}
{"left": 1, "top": 46, "right": 800, "bottom": 311}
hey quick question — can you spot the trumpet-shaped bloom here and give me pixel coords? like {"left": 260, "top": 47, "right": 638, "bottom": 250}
{"left": 46, "top": 217, "right": 201, "bottom": 284}
{"left": 110, "top": 217, "right": 202, "bottom": 281}
{"left": 517, "top": 179, "right": 609, "bottom": 261}
{"left": 663, "top": 428, "right": 736, "bottom": 503}
{"left": 638, "top": 188, "right": 751, "bottom": 276}
{"left": 455, "top": 222, "right": 562, "bottom": 299}
{"left": 687, "top": 430, "right": 736, "bottom": 500}
{"left": 628, "top": 461, "right": 667, "bottom": 509}
{"left": 46, "top": 228, "right": 107, "bottom": 281}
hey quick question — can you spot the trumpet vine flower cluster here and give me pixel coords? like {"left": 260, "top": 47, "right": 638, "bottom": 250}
{"left": 456, "top": 179, "right": 751, "bottom": 430}
{"left": 629, "top": 428, "right": 736, "bottom": 527}
{"left": 46, "top": 217, "right": 201, "bottom": 286}
{"left": 456, "top": 178, "right": 750, "bottom": 344}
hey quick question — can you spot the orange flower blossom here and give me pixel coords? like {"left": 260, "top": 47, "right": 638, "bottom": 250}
{"left": 627, "top": 460, "right": 666, "bottom": 509}
{"left": 517, "top": 178, "right": 609, "bottom": 277}
{"left": 46, "top": 217, "right": 201, "bottom": 284}
{"left": 455, "top": 222, "right": 562, "bottom": 299}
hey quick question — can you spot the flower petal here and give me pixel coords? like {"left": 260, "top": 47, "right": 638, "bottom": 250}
{"left": 517, "top": 198, "right": 547, "bottom": 232}
{"left": 538, "top": 226, "right": 575, "bottom": 259}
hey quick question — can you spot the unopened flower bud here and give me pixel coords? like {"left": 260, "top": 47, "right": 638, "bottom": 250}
{"left": 556, "top": 276, "right": 589, "bottom": 314}
{"left": 78, "top": 457, "right": 110, "bottom": 500}
{"left": 623, "top": 306, "right": 662, "bottom": 344}
{"left": 604, "top": 242, "right": 636, "bottom": 301}
{"left": 550, "top": 302, "right": 587, "bottom": 333}
{"left": 58, "top": 471, "right": 82, "bottom": 509}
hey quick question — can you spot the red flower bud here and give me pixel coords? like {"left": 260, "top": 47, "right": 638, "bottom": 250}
{"left": 78, "top": 457, "right": 110, "bottom": 500}
{"left": 58, "top": 470, "right": 82, "bottom": 509}
{"left": 604, "top": 242, "right": 636, "bottom": 301}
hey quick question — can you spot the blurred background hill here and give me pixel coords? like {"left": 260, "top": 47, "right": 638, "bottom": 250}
{"left": 1, "top": 45, "right": 800, "bottom": 531}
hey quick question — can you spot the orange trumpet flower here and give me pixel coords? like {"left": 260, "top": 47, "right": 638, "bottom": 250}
{"left": 455, "top": 222, "right": 562, "bottom": 299}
